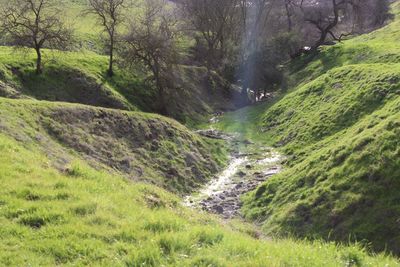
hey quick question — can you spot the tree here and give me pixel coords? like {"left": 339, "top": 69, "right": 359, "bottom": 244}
{"left": 1, "top": 0, "right": 72, "bottom": 74}
{"left": 181, "top": 0, "right": 239, "bottom": 73}
{"left": 300, "top": 0, "right": 342, "bottom": 50}
{"left": 87, "top": 0, "right": 126, "bottom": 77}
{"left": 299, "top": 0, "right": 361, "bottom": 51}
{"left": 284, "top": 0, "right": 296, "bottom": 32}
{"left": 122, "top": 0, "right": 180, "bottom": 114}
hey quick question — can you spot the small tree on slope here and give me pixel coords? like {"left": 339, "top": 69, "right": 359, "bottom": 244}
{"left": 122, "top": 0, "right": 180, "bottom": 114}
{"left": 1, "top": 0, "right": 72, "bottom": 74}
{"left": 86, "top": 0, "right": 126, "bottom": 77}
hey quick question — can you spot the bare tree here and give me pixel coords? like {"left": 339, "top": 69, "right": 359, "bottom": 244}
{"left": 1, "top": 0, "right": 72, "bottom": 74}
{"left": 122, "top": 0, "right": 180, "bottom": 114}
{"left": 300, "top": 0, "right": 357, "bottom": 51}
{"left": 86, "top": 0, "right": 126, "bottom": 77}
{"left": 181, "top": 0, "right": 239, "bottom": 73}
{"left": 284, "top": 0, "right": 295, "bottom": 32}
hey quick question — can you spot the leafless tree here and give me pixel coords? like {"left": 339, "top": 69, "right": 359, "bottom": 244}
{"left": 176, "top": 0, "right": 390, "bottom": 104}
{"left": 86, "top": 0, "right": 126, "bottom": 77}
{"left": 284, "top": 0, "right": 295, "bottom": 32}
{"left": 122, "top": 0, "right": 180, "bottom": 114}
{"left": 0, "top": 0, "right": 72, "bottom": 74}
{"left": 299, "top": 0, "right": 359, "bottom": 51}
{"left": 181, "top": 0, "right": 239, "bottom": 73}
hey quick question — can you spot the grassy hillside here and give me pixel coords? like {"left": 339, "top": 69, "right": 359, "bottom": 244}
{"left": 0, "top": 98, "right": 227, "bottom": 194}
{"left": 167, "top": 65, "right": 238, "bottom": 124}
{"left": 0, "top": 1, "right": 399, "bottom": 265}
{"left": 288, "top": 1, "right": 400, "bottom": 89}
{"left": 0, "top": 102, "right": 398, "bottom": 266}
{"left": 0, "top": 46, "right": 236, "bottom": 124}
{"left": 0, "top": 47, "right": 153, "bottom": 111}
{"left": 0, "top": 0, "right": 237, "bottom": 124}
{"left": 217, "top": 1, "right": 400, "bottom": 255}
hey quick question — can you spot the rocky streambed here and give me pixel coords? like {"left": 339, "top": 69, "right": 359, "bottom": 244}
{"left": 185, "top": 129, "right": 283, "bottom": 219}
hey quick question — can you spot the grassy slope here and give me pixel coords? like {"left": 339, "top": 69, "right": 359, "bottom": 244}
{"left": 0, "top": 1, "right": 398, "bottom": 265}
{"left": 0, "top": 46, "right": 235, "bottom": 124}
{"left": 0, "top": 0, "right": 101, "bottom": 51}
{"left": 0, "top": 0, "right": 238, "bottom": 126}
{"left": 0, "top": 47, "right": 157, "bottom": 111}
{"left": 0, "top": 0, "right": 237, "bottom": 124}
{"left": 0, "top": 0, "right": 157, "bottom": 112}
{"left": 168, "top": 65, "right": 238, "bottom": 125}
{"left": 0, "top": 97, "right": 227, "bottom": 195}
{"left": 217, "top": 2, "right": 400, "bottom": 255}
{"left": 0, "top": 105, "right": 399, "bottom": 266}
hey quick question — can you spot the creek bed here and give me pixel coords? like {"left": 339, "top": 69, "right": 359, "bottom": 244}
{"left": 185, "top": 137, "right": 283, "bottom": 219}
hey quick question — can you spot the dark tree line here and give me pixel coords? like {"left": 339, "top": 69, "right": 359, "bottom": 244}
{"left": 179, "top": 0, "right": 391, "bottom": 104}
{"left": 0, "top": 0, "right": 392, "bottom": 109}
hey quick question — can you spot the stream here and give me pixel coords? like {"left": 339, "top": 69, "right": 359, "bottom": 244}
{"left": 185, "top": 128, "right": 283, "bottom": 219}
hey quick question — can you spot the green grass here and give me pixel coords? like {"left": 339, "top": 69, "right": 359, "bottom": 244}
{"left": 216, "top": 1, "right": 400, "bottom": 256}
{"left": 0, "top": 0, "right": 101, "bottom": 51}
{"left": 0, "top": 0, "right": 177, "bottom": 52}
{"left": 0, "top": 0, "right": 234, "bottom": 124}
{"left": 258, "top": 63, "right": 400, "bottom": 153}
{"left": 0, "top": 127, "right": 399, "bottom": 266}
{"left": 215, "top": 96, "right": 286, "bottom": 143}
{"left": 0, "top": 97, "right": 228, "bottom": 194}
{"left": 0, "top": 46, "right": 234, "bottom": 124}
{"left": 242, "top": 96, "right": 400, "bottom": 252}
{"left": 0, "top": 1, "right": 399, "bottom": 265}
{"left": 61, "top": 0, "right": 102, "bottom": 51}
{"left": 167, "top": 65, "right": 238, "bottom": 125}
{"left": 0, "top": 46, "right": 159, "bottom": 111}
{"left": 287, "top": 1, "right": 400, "bottom": 89}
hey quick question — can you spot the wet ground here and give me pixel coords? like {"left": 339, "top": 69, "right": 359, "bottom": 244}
{"left": 185, "top": 129, "right": 283, "bottom": 219}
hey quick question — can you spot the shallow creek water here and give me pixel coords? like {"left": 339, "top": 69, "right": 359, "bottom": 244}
{"left": 185, "top": 131, "right": 283, "bottom": 219}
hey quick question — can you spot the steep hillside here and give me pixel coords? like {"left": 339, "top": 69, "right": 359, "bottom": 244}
{"left": 0, "top": 98, "right": 226, "bottom": 194}
{"left": 261, "top": 64, "right": 399, "bottom": 153}
{"left": 217, "top": 1, "right": 400, "bottom": 255}
{"left": 243, "top": 95, "right": 399, "bottom": 252}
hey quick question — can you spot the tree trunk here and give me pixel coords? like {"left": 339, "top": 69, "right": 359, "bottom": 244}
{"left": 35, "top": 47, "right": 42, "bottom": 75}
{"left": 312, "top": 31, "right": 328, "bottom": 51}
{"left": 156, "top": 75, "right": 168, "bottom": 115}
{"left": 285, "top": 2, "right": 293, "bottom": 32}
{"left": 108, "top": 41, "right": 114, "bottom": 77}
{"left": 311, "top": 0, "right": 341, "bottom": 51}
{"left": 153, "top": 66, "right": 168, "bottom": 115}
{"left": 206, "top": 41, "right": 216, "bottom": 78}
{"left": 157, "top": 84, "right": 167, "bottom": 115}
